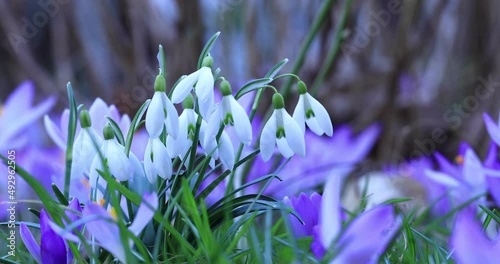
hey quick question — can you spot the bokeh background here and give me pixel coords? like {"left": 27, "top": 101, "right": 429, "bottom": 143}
{"left": 1, "top": 0, "right": 499, "bottom": 167}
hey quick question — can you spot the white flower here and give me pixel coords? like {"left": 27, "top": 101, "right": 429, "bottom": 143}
{"left": 260, "top": 94, "right": 305, "bottom": 161}
{"left": 72, "top": 127, "right": 102, "bottom": 179}
{"left": 71, "top": 109, "right": 102, "bottom": 179}
{"left": 145, "top": 75, "right": 179, "bottom": 139}
{"left": 218, "top": 131, "right": 235, "bottom": 170}
{"left": 171, "top": 57, "right": 215, "bottom": 120}
{"left": 89, "top": 125, "right": 132, "bottom": 188}
{"left": 144, "top": 137, "right": 172, "bottom": 183}
{"left": 293, "top": 81, "right": 333, "bottom": 136}
{"left": 207, "top": 80, "right": 252, "bottom": 146}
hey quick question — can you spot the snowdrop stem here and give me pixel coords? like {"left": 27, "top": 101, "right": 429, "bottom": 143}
{"left": 273, "top": 73, "right": 301, "bottom": 83}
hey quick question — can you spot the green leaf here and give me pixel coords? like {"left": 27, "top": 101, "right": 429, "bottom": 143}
{"left": 265, "top": 58, "right": 289, "bottom": 79}
{"left": 197, "top": 31, "right": 221, "bottom": 69}
{"left": 52, "top": 183, "right": 69, "bottom": 206}
{"left": 64, "top": 82, "right": 78, "bottom": 198}
{"left": 235, "top": 78, "right": 273, "bottom": 100}
{"left": 105, "top": 116, "right": 125, "bottom": 145}
{"left": 125, "top": 99, "right": 150, "bottom": 156}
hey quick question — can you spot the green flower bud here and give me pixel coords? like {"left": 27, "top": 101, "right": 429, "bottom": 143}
{"left": 202, "top": 55, "right": 214, "bottom": 68}
{"left": 220, "top": 80, "right": 232, "bottom": 96}
{"left": 79, "top": 109, "right": 92, "bottom": 128}
{"left": 103, "top": 124, "right": 115, "bottom": 140}
{"left": 297, "top": 81, "right": 308, "bottom": 95}
{"left": 154, "top": 75, "right": 166, "bottom": 92}
{"left": 272, "top": 93, "right": 285, "bottom": 109}
{"left": 183, "top": 94, "right": 194, "bottom": 109}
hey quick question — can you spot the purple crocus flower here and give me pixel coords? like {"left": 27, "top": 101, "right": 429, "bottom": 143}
{"left": 483, "top": 111, "right": 500, "bottom": 146}
{"left": 283, "top": 192, "right": 322, "bottom": 238}
{"left": 262, "top": 124, "right": 381, "bottom": 198}
{"left": 316, "top": 176, "right": 402, "bottom": 263}
{"left": 285, "top": 176, "right": 402, "bottom": 262}
{"left": 0, "top": 81, "right": 55, "bottom": 151}
{"left": 81, "top": 192, "right": 158, "bottom": 263}
{"left": 20, "top": 198, "right": 82, "bottom": 264}
{"left": 450, "top": 208, "right": 500, "bottom": 264}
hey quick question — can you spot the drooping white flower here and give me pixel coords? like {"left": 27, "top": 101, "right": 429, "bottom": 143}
{"left": 260, "top": 93, "right": 305, "bottom": 161}
{"left": 166, "top": 95, "right": 218, "bottom": 164}
{"left": 218, "top": 130, "right": 235, "bottom": 170}
{"left": 71, "top": 109, "right": 102, "bottom": 179}
{"left": 144, "top": 137, "right": 172, "bottom": 183}
{"left": 207, "top": 80, "right": 252, "bottom": 146}
{"left": 89, "top": 125, "right": 132, "bottom": 188}
{"left": 293, "top": 81, "right": 333, "bottom": 137}
{"left": 171, "top": 56, "right": 215, "bottom": 119}
{"left": 145, "top": 75, "right": 179, "bottom": 139}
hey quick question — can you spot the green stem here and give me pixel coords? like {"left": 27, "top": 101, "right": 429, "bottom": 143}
{"left": 310, "top": 0, "right": 351, "bottom": 95}
{"left": 280, "top": 0, "right": 336, "bottom": 98}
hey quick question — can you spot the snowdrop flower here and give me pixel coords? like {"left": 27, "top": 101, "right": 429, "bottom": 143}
{"left": 171, "top": 56, "right": 215, "bottom": 119}
{"left": 260, "top": 93, "right": 305, "bottom": 161}
{"left": 145, "top": 74, "right": 179, "bottom": 138}
{"left": 89, "top": 124, "right": 132, "bottom": 188}
{"left": 207, "top": 80, "right": 252, "bottom": 145}
{"left": 293, "top": 81, "right": 332, "bottom": 136}
{"left": 144, "top": 137, "right": 172, "bottom": 183}
{"left": 166, "top": 95, "right": 217, "bottom": 161}
{"left": 71, "top": 109, "right": 102, "bottom": 179}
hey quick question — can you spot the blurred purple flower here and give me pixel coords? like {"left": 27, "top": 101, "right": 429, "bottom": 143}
{"left": 283, "top": 192, "right": 322, "bottom": 238}
{"left": 483, "top": 112, "right": 500, "bottom": 146}
{"left": 0, "top": 81, "right": 55, "bottom": 151}
{"left": 261, "top": 124, "right": 380, "bottom": 198}
{"left": 20, "top": 198, "right": 82, "bottom": 264}
{"left": 81, "top": 192, "right": 158, "bottom": 263}
{"left": 315, "top": 176, "right": 402, "bottom": 263}
{"left": 450, "top": 208, "right": 500, "bottom": 264}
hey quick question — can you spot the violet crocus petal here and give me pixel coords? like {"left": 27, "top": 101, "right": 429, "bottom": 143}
{"left": 463, "top": 149, "right": 485, "bottom": 189}
{"left": 333, "top": 205, "right": 402, "bottom": 264}
{"left": 128, "top": 192, "right": 159, "bottom": 236}
{"left": 425, "top": 169, "right": 462, "bottom": 188}
{"left": 83, "top": 203, "right": 125, "bottom": 263}
{"left": 320, "top": 176, "right": 343, "bottom": 249}
{"left": 483, "top": 112, "right": 500, "bottom": 146}
{"left": 450, "top": 209, "right": 500, "bottom": 264}
{"left": 40, "top": 210, "right": 67, "bottom": 264}
{"left": 285, "top": 192, "right": 322, "bottom": 238}
{"left": 20, "top": 224, "right": 42, "bottom": 263}
{"left": 44, "top": 115, "right": 67, "bottom": 149}
{"left": 66, "top": 198, "right": 82, "bottom": 224}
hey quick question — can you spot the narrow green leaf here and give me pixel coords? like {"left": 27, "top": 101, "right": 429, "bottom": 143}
{"left": 64, "top": 82, "right": 78, "bottom": 198}
{"left": 125, "top": 99, "right": 150, "bottom": 156}
{"left": 51, "top": 183, "right": 69, "bottom": 206}
{"left": 197, "top": 31, "right": 221, "bottom": 69}
{"left": 235, "top": 78, "right": 273, "bottom": 100}
{"left": 265, "top": 58, "right": 289, "bottom": 79}
{"left": 105, "top": 116, "right": 125, "bottom": 145}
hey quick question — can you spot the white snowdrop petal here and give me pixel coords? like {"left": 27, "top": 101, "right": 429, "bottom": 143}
{"left": 260, "top": 112, "right": 277, "bottom": 161}
{"left": 283, "top": 111, "right": 305, "bottom": 157}
{"left": 164, "top": 95, "right": 179, "bottom": 139}
{"left": 144, "top": 139, "right": 157, "bottom": 183}
{"left": 292, "top": 95, "right": 306, "bottom": 135}
{"left": 145, "top": 92, "right": 165, "bottom": 138}
{"left": 307, "top": 93, "right": 333, "bottom": 136}
{"left": 152, "top": 138, "right": 172, "bottom": 179}
{"left": 206, "top": 105, "right": 222, "bottom": 140}
{"left": 305, "top": 117, "right": 323, "bottom": 136}
{"left": 89, "top": 156, "right": 101, "bottom": 188}
{"left": 107, "top": 141, "right": 132, "bottom": 181}
{"left": 219, "top": 131, "right": 235, "bottom": 169}
{"left": 198, "top": 90, "right": 214, "bottom": 120}
{"left": 195, "top": 67, "right": 214, "bottom": 102}
{"left": 276, "top": 137, "right": 294, "bottom": 158}
{"left": 171, "top": 73, "right": 198, "bottom": 104}
{"left": 229, "top": 96, "right": 252, "bottom": 145}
